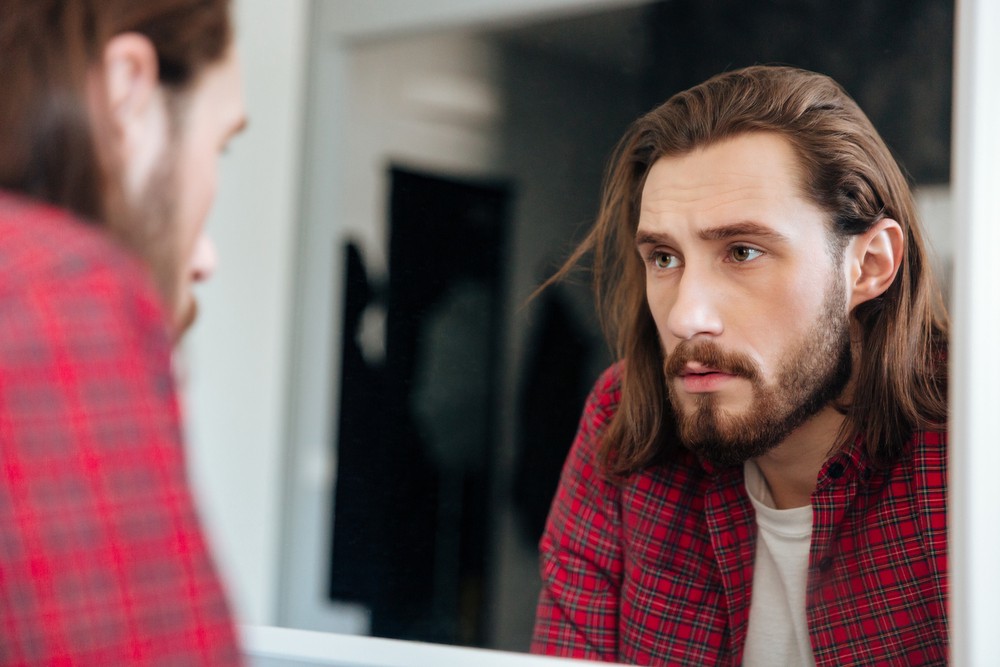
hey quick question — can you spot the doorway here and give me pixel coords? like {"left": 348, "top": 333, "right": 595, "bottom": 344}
{"left": 329, "top": 167, "right": 511, "bottom": 647}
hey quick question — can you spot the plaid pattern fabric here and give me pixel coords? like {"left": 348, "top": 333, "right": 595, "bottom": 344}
{"left": 532, "top": 363, "right": 948, "bottom": 666}
{"left": 0, "top": 192, "right": 242, "bottom": 666}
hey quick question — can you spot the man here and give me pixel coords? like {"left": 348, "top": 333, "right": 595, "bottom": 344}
{"left": 531, "top": 66, "right": 948, "bottom": 666}
{"left": 0, "top": 1, "right": 246, "bottom": 664}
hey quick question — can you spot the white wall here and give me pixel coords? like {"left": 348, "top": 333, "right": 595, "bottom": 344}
{"left": 342, "top": 34, "right": 508, "bottom": 273}
{"left": 182, "top": 0, "right": 310, "bottom": 626}
{"left": 486, "top": 44, "right": 642, "bottom": 649}
{"left": 279, "top": 24, "right": 509, "bottom": 633}
{"left": 913, "top": 185, "right": 954, "bottom": 299}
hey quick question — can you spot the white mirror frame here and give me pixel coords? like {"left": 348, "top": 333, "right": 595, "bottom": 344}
{"left": 950, "top": 0, "right": 1000, "bottom": 664}
{"left": 243, "top": 625, "right": 619, "bottom": 667}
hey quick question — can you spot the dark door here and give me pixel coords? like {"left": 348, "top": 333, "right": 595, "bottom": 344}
{"left": 329, "top": 166, "right": 510, "bottom": 647}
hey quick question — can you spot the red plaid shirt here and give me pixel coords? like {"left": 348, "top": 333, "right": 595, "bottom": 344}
{"left": 532, "top": 364, "right": 948, "bottom": 666}
{"left": 0, "top": 192, "right": 242, "bottom": 665}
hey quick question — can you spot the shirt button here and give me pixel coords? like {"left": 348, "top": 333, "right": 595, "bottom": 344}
{"left": 819, "top": 556, "right": 834, "bottom": 572}
{"left": 861, "top": 467, "right": 873, "bottom": 481}
{"left": 828, "top": 462, "right": 845, "bottom": 479}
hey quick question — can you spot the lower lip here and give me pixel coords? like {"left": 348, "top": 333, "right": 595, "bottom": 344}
{"left": 678, "top": 372, "right": 738, "bottom": 393}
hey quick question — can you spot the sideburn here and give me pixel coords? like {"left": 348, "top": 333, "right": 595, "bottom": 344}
{"left": 105, "top": 91, "right": 187, "bottom": 319}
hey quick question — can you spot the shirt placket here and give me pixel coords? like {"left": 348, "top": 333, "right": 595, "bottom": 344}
{"left": 703, "top": 469, "right": 757, "bottom": 667}
{"left": 806, "top": 456, "right": 859, "bottom": 665}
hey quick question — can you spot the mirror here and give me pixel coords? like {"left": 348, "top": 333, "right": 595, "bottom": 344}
{"left": 192, "top": 0, "right": 957, "bottom": 659}
{"left": 283, "top": 0, "right": 956, "bottom": 651}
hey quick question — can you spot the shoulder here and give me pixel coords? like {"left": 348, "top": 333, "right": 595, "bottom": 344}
{"left": 0, "top": 191, "right": 167, "bottom": 332}
{"left": 879, "top": 427, "right": 948, "bottom": 560}
{"left": 904, "top": 426, "right": 947, "bottom": 467}
{"left": 0, "top": 192, "right": 155, "bottom": 296}
{"left": 900, "top": 427, "right": 948, "bottom": 601}
{"left": 580, "top": 362, "right": 624, "bottom": 433}
{"left": 550, "top": 363, "right": 625, "bottom": 495}
{"left": 561, "top": 362, "right": 622, "bottom": 469}
{"left": 875, "top": 427, "right": 947, "bottom": 500}
{"left": 908, "top": 426, "right": 948, "bottom": 486}
{"left": 0, "top": 192, "right": 171, "bottom": 384}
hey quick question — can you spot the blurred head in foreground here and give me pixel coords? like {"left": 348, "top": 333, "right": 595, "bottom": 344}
{"left": 0, "top": 0, "right": 246, "bottom": 338}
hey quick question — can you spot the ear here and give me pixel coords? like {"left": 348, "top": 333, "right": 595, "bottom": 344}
{"left": 97, "top": 33, "right": 163, "bottom": 160}
{"left": 92, "top": 33, "right": 169, "bottom": 199}
{"left": 101, "top": 32, "right": 160, "bottom": 125}
{"left": 847, "top": 218, "right": 904, "bottom": 310}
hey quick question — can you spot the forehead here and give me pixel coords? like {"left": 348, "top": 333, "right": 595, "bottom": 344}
{"left": 638, "top": 132, "right": 824, "bottom": 237}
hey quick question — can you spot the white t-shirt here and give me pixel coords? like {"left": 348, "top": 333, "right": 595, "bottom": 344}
{"left": 742, "top": 460, "right": 816, "bottom": 667}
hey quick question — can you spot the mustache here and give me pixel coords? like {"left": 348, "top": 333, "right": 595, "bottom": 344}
{"left": 663, "top": 340, "right": 761, "bottom": 382}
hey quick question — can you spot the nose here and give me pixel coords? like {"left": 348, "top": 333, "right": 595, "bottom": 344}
{"left": 664, "top": 265, "right": 724, "bottom": 340}
{"left": 189, "top": 234, "right": 217, "bottom": 284}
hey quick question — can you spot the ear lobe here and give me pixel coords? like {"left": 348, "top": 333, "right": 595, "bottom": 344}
{"left": 848, "top": 218, "right": 904, "bottom": 310}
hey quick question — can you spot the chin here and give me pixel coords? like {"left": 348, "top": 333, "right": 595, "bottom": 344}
{"left": 173, "top": 297, "right": 199, "bottom": 343}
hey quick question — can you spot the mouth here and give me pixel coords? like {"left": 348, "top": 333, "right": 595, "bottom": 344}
{"left": 678, "top": 362, "right": 730, "bottom": 377}
{"left": 675, "top": 363, "right": 738, "bottom": 393}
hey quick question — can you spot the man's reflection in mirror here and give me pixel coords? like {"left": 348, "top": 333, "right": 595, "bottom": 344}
{"left": 532, "top": 66, "right": 948, "bottom": 665}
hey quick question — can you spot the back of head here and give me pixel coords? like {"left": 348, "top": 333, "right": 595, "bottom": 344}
{"left": 564, "top": 65, "right": 948, "bottom": 475}
{"left": 0, "top": 0, "right": 232, "bottom": 225}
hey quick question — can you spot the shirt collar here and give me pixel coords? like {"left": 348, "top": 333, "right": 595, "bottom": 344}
{"left": 690, "top": 432, "right": 876, "bottom": 487}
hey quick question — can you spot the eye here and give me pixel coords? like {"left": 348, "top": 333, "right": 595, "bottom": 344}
{"left": 729, "top": 245, "right": 764, "bottom": 263}
{"left": 651, "top": 250, "right": 681, "bottom": 270}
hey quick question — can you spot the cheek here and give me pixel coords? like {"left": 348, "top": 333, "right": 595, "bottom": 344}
{"left": 645, "top": 280, "right": 682, "bottom": 361}
{"left": 176, "top": 149, "right": 219, "bottom": 253}
{"left": 741, "top": 272, "right": 836, "bottom": 363}
{"left": 645, "top": 279, "right": 673, "bottom": 329}
{"left": 190, "top": 167, "right": 218, "bottom": 229}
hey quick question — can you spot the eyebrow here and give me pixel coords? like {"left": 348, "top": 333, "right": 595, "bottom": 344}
{"left": 635, "top": 221, "right": 791, "bottom": 247}
{"left": 698, "top": 221, "right": 790, "bottom": 243}
{"left": 635, "top": 229, "right": 675, "bottom": 247}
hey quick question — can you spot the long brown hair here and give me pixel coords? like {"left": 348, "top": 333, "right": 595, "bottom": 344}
{"left": 0, "top": 0, "right": 232, "bottom": 228}
{"left": 551, "top": 65, "right": 948, "bottom": 476}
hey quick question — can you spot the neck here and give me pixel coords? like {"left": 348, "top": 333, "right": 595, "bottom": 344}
{"left": 751, "top": 405, "right": 846, "bottom": 509}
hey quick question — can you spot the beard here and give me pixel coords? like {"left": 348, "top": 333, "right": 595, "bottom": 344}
{"left": 119, "top": 137, "right": 195, "bottom": 339}
{"left": 173, "top": 294, "right": 199, "bottom": 341}
{"left": 662, "top": 277, "right": 852, "bottom": 468}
